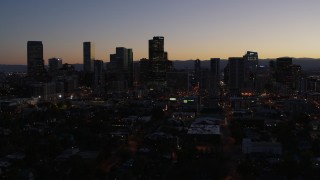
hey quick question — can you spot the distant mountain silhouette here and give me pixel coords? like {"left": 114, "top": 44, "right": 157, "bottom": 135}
{"left": 1, "top": 58, "right": 320, "bottom": 72}
{"left": 0, "top": 65, "right": 26, "bottom": 72}
{"left": 172, "top": 58, "right": 320, "bottom": 71}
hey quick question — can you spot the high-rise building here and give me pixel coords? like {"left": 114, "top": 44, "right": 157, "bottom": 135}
{"left": 275, "top": 57, "right": 293, "bottom": 84}
{"left": 83, "top": 42, "right": 95, "bottom": 72}
{"left": 148, "top": 36, "right": 169, "bottom": 87}
{"left": 228, "top": 57, "right": 245, "bottom": 92}
{"left": 223, "top": 63, "right": 229, "bottom": 85}
{"left": 291, "top": 64, "right": 302, "bottom": 90}
{"left": 107, "top": 47, "right": 134, "bottom": 91}
{"left": 109, "top": 47, "right": 133, "bottom": 72}
{"left": 127, "top": 49, "right": 133, "bottom": 88}
{"left": 27, "top": 41, "right": 44, "bottom": 76}
{"left": 93, "top": 60, "right": 105, "bottom": 95}
{"left": 194, "top": 59, "right": 201, "bottom": 87}
{"left": 139, "top": 58, "right": 150, "bottom": 86}
{"left": 243, "top": 51, "right": 258, "bottom": 90}
{"left": 149, "top": 36, "right": 165, "bottom": 61}
{"left": 243, "top": 51, "right": 258, "bottom": 71}
{"left": 48, "top": 58, "right": 62, "bottom": 73}
{"left": 275, "top": 57, "right": 301, "bottom": 90}
{"left": 200, "top": 69, "right": 210, "bottom": 91}
{"left": 276, "top": 57, "right": 292, "bottom": 69}
{"left": 136, "top": 36, "right": 171, "bottom": 89}
{"left": 255, "top": 65, "right": 271, "bottom": 93}
{"left": 210, "top": 58, "right": 220, "bottom": 95}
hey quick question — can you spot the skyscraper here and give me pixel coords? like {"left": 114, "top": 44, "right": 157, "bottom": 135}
{"left": 127, "top": 48, "right": 134, "bottom": 88}
{"left": 276, "top": 57, "right": 292, "bottom": 70}
{"left": 275, "top": 57, "right": 294, "bottom": 85}
{"left": 148, "top": 36, "right": 168, "bottom": 86}
{"left": 243, "top": 51, "right": 258, "bottom": 89}
{"left": 109, "top": 47, "right": 133, "bottom": 72}
{"left": 149, "top": 36, "right": 165, "bottom": 61}
{"left": 107, "top": 47, "right": 134, "bottom": 90}
{"left": 93, "top": 60, "right": 105, "bottom": 95}
{"left": 83, "top": 42, "right": 95, "bottom": 72}
{"left": 27, "top": 41, "right": 44, "bottom": 76}
{"left": 110, "top": 47, "right": 132, "bottom": 72}
{"left": 48, "top": 57, "right": 62, "bottom": 73}
{"left": 139, "top": 58, "right": 150, "bottom": 86}
{"left": 194, "top": 59, "right": 201, "bottom": 87}
{"left": 210, "top": 58, "right": 220, "bottom": 95}
{"left": 228, "top": 57, "right": 245, "bottom": 92}
{"left": 243, "top": 51, "right": 258, "bottom": 71}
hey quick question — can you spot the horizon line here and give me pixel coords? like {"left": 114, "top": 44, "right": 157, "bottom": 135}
{"left": 1, "top": 57, "right": 320, "bottom": 66}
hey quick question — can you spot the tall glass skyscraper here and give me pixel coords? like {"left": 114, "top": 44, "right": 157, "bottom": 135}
{"left": 83, "top": 42, "right": 95, "bottom": 72}
{"left": 228, "top": 57, "right": 245, "bottom": 92}
{"left": 243, "top": 51, "right": 258, "bottom": 89}
{"left": 108, "top": 47, "right": 134, "bottom": 89}
{"left": 27, "top": 41, "right": 44, "bottom": 76}
{"left": 148, "top": 36, "right": 169, "bottom": 85}
{"left": 210, "top": 58, "right": 220, "bottom": 95}
{"left": 149, "top": 36, "right": 165, "bottom": 61}
{"left": 48, "top": 57, "right": 62, "bottom": 73}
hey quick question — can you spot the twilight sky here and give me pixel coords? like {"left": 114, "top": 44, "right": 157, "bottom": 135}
{"left": 1, "top": 0, "right": 320, "bottom": 64}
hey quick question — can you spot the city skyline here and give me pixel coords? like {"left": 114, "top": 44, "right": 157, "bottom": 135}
{"left": 1, "top": 0, "right": 320, "bottom": 64}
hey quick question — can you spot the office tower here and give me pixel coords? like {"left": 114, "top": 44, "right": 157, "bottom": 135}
{"left": 194, "top": 59, "right": 201, "bottom": 86}
{"left": 127, "top": 49, "right": 133, "bottom": 87}
{"left": 210, "top": 58, "right": 220, "bottom": 95}
{"left": 200, "top": 69, "right": 210, "bottom": 91}
{"left": 224, "top": 63, "right": 229, "bottom": 85}
{"left": 243, "top": 51, "right": 258, "bottom": 89}
{"left": 83, "top": 42, "right": 95, "bottom": 72}
{"left": 276, "top": 57, "right": 292, "bottom": 69}
{"left": 115, "top": 47, "right": 128, "bottom": 70}
{"left": 107, "top": 47, "right": 133, "bottom": 91}
{"left": 275, "top": 57, "right": 301, "bottom": 90}
{"left": 148, "top": 36, "right": 168, "bottom": 86}
{"left": 275, "top": 57, "right": 293, "bottom": 84}
{"left": 149, "top": 36, "right": 165, "bottom": 61}
{"left": 93, "top": 60, "right": 105, "bottom": 95}
{"left": 109, "top": 47, "right": 133, "bottom": 72}
{"left": 133, "top": 62, "right": 140, "bottom": 87}
{"left": 255, "top": 65, "right": 271, "bottom": 93}
{"left": 291, "top": 64, "right": 302, "bottom": 90}
{"left": 27, "top": 41, "right": 44, "bottom": 76}
{"left": 48, "top": 58, "right": 62, "bottom": 73}
{"left": 139, "top": 58, "right": 150, "bottom": 85}
{"left": 228, "top": 57, "right": 245, "bottom": 92}
{"left": 243, "top": 51, "right": 258, "bottom": 72}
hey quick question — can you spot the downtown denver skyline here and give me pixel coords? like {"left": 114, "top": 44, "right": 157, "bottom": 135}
{"left": 1, "top": 0, "right": 320, "bottom": 64}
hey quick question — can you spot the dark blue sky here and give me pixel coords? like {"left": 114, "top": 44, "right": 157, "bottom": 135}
{"left": 1, "top": 0, "right": 320, "bottom": 64}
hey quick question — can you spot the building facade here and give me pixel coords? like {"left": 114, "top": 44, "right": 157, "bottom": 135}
{"left": 83, "top": 42, "right": 95, "bottom": 73}
{"left": 48, "top": 58, "right": 62, "bottom": 73}
{"left": 27, "top": 41, "right": 44, "bottom": 77}
{"left": 243, "top": 51, "right": 258, "bottom": 90}
{"left": 148, "top": 36, "right": 170, "bottom": 87}
{"left": 107, "top": 47, "right": 133, "bottom": 92}
{"left": 210, "top": 58, "right": 220, "bottom": 95}
{"left": 228, "top": 57, "right": 245, "bottom": 93}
